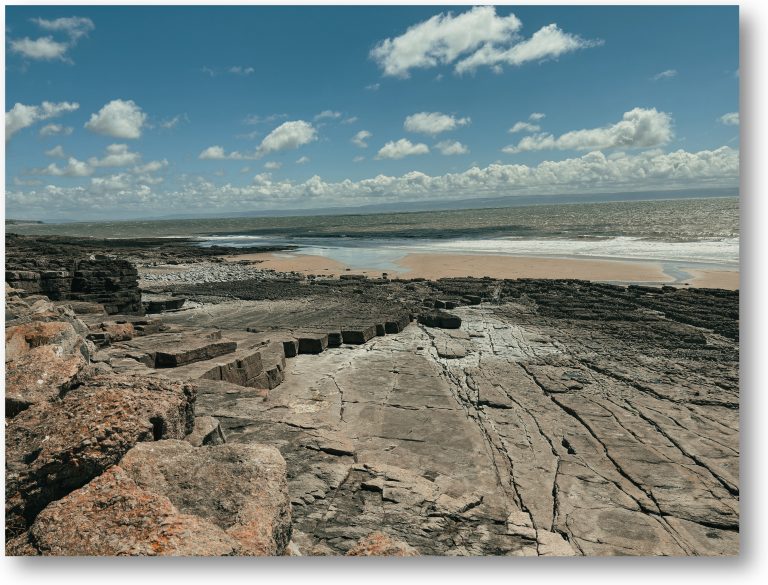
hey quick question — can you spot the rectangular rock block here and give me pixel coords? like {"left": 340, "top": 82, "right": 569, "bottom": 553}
{"left": 154, "top": 340, "right": 237, "bottom": 368}
{"left": 327, "top": 332, "right": 342, "bottom": 348}
{"left": 297, "top": 333, "right": 328, "bottom": 354}
{"left": 341, "top": 325, "right": 377, "bottom": 345}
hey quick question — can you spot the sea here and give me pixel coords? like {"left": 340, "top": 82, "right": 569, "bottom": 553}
{"left": 7, "top": 197, "right": 740, "bottom": 277}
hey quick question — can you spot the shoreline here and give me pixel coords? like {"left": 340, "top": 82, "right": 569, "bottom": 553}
{"left": 222, "top": 250, "right": 739, "bottom": 290}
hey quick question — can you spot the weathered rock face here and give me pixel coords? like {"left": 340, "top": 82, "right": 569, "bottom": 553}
{"left": 119, "top": 440, "right": 291, "bottom": 555}
{"left": 5, "top": 372, "right": 196, "bottom": 536}
{"left": 347, "top": 532, "right": 419, "bottom": 556}
{"left": 24, "top": 465, "right": 240, "bottom": 556}
{"left": 5, "top": 294, "right": 94, "bottom": 417}
{"left": 5, "top": 255, "right": 142, "bottom": 315}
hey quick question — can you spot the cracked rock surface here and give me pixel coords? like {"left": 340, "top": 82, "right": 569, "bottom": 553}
{"left": 193, "top": 289, "right": 738, "bottom": 556}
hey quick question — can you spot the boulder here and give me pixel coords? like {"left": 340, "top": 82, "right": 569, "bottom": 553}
{"left": 119, "top": 440, "right": 291, "bottom": 555}
{"left": 25, "top": 466, "right": 239, "bottom": 556}
{"left": 5, "top": 373, "right": 196, "bottom": 534}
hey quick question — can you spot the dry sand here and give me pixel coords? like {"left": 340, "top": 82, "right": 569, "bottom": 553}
{"left": 685, "top": 269, "right": 739, "bottom": 290}
{"left": 222, "top": 251, "right": 738, "bottom": 289}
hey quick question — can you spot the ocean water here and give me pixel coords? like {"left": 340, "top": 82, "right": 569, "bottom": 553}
{"left": 7, "top": 197, "right": 739, "bottom": 272}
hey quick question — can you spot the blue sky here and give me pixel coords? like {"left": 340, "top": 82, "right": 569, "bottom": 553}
{"left": 5, "top": 5, "right": 739, "bottom": 220}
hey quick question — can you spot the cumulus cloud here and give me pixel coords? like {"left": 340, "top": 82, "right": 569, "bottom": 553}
{"left": 652, "top": 69, "right": 678, "bottom": 81}
{"left": 257, "top": 120, "right": 317, "bottom": 155}
{"left": 404, "top": 112, "right": 470, "bottom": 135}
{"left": 376, "top": 138, "right": 430, "bottom": 159}
{"left": 342, "top": 116, "right": 359, "bottom": 125}
{"left": 88, "top": 144, "right": 141, "bottom": 167}
{"left": 509, "top": 121, "right": 541, "bottom": 134}
{"left": 352, "top": 130, "right": 372, "bottom": 148}
{"left": 371, "top": 6, "right": 521, "bottom": 77}
{"left": 39, "top": 123, "right": 74, "bottom": 137}
{"left": 32, "top": 16, "right": 94, "bottom": 40}
{"left": 45, "top": 145, "right": 66, "bottom": 158}
{"left": 264, "top": 161, "right": 282, "bottom": 170}
{"left": 371, "top": 6, "right": 598, "bottom": 77}
{"left": 296, "top": 156, "right": 310, "bottom": 165}
{"left": 353, "top": 156, "right": 365, "bottom": 163}
{"left": 10, "top": 16, "right": 94, "bottom": 62}
{"left": 32, "top": 157, "right": 93, "bottom": 177}
{"left": 6, "top": 101, "right": 79, "bottom": 141}
{"left": 529, "top": 112, "right": 546, "bottom": 121}
{"left": 455, "top": 23, "right": 602, "bottom": 75}
{"left": 85, "top": 99, "right": 147, "bottom": 139}
{"left": 503, "top": 107, "right": 673, "bottom": 154}
{"left": 719, "top": 112, "right": 739, "bottom": 126}
{"left": 199, "top": 120, "right": 317, "bottom": 160}
{"left": 9, "top": 37, "right": 69, "bottom": 61}
{"left": 9, "top": 147, "right": 738, "bottom": 218}
{"left": 436, "top": 140, "right": 469, "bottom": 155}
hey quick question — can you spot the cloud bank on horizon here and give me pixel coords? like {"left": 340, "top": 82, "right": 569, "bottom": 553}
{"left": 4, "top": 5, "right": 740, "bottom": 220}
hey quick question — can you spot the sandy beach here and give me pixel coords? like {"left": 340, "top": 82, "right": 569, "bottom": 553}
{"left": 223, "top": 250, "right": 739, "bottom": 289}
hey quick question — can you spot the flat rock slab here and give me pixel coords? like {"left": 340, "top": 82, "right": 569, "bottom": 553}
{"left": 155, "top": 339, "right": 237, "bottom": 367}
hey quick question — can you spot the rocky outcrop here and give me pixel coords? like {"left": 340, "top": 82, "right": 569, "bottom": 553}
{"left": 5, "top": 372, "right": 196, "bottom": 536}
{"left": 5, "top": 256, "right": 142, "bottom": 315}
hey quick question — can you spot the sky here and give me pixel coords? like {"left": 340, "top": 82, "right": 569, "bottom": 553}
{"left": 4, "top": 4, "right": 740, "bottom": 221}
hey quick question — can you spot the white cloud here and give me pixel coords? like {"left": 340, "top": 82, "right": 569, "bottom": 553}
{"left": 376, "top": 138, "right": 430, "bottom": 159}
{"left": 32, "top": 17, "right": 94, "bottom": 40}
{"left": 529, "top": 112, "right": 546, "bottom": 121}
{"left": 371, "top": 7, "right": 598, "bottom": 77}
{"left": 342, "top": 116, "right": 359, "bottom": 125}
{"left": 9, "top": 36, "right": 69, "bottom": 61}
{"left": 652, "top": 69, "right": 678, "bottom": 81}
{"left": 296, "top": 156, "right": 310, "bottom": 165}
{"left": 85, "top": 99, "right": 147, "bottom": 139}
{"left": 503, "top": 107, "right": 673, "bottom": 154}
{"left": 88, "top": 144, "right": 141, "bottom": 167}
{"left": 45, "top": 145, "right": 66, "bottom": 158}
{"left": 719, "top": 112, "right": 739, "bottom": 126}
{"left": 9, "top": 147, "right": 738, "bottom": 218}
{"left": 436, "top": 140, "right": 469, "bottom": 155}
{"left": 6, "top": 101, "right": 79, "bottom": 141}
{"left": 199, "top": 120, "right": 317, "bottom": 161}
{"left": 32, "top": 157, "right": 92, "bottom": 177}
{"left": 352, "top": 130, "right": 372, "bottom": 148}
{"left": 199, "top": 146, "right": 235, "bottom": 160}
{"left": 455, "top": 23, "right": 602, "bottom": 74}
{"left": 228, "top": 66, "right": 254, "bottom": 76}
{"left": 509, "top": 121, "right": 541, "bottom": 134}
{"left": 257, "top": 120, "right": 317, "bottom": 155}
{"left": 404, "top": 112, "right": 470, "bottom": 135}
{"left": 133, "top": 159, "right": 168, "bottom": 174}
{"left": 365, "top": 83, "right": 380, "bottom": 91}
{"left": 264, "top": 161, "right": 282, "bottom": 170}
{"left": 159, "top": 114, "right": 185, "bottom": 129}
{"left": 353, "top": 156, "right": 365, "bottom": 163}
{"left": 371, "top": 6, "right": 522, "bottom": 77}
{"left": 39, "top": 123, "right": 73, "bottom": 137}
{"left": 315, "top": 110, "right": 342, "bottom": 121}
{"left": 10, "top": 17, "right": 94, "bottom": 63}
{"left": 244, "top": 113, "right": 287, "bottom": 126}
